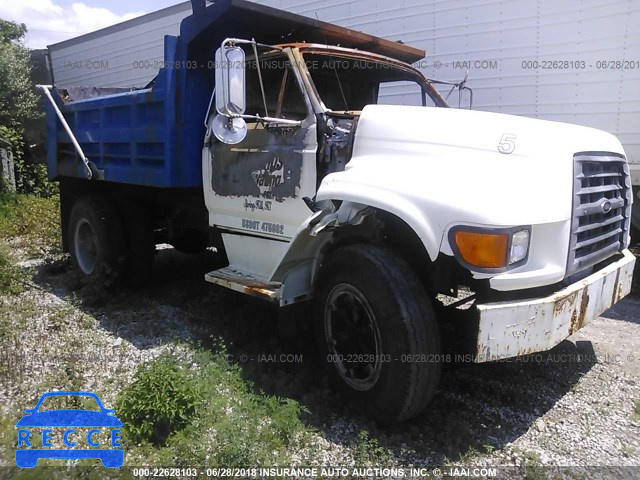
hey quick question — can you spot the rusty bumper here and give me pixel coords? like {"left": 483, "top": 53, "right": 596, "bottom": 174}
{"left": 474, "top": 249, "right": 636, "bottom": 362}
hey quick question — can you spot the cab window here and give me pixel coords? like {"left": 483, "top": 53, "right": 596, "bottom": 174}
{"left": 303, "top": 54, "right": 436, "bottom": 110}
{"left": 245, "top": 56, "right": 308, "bottom": 121}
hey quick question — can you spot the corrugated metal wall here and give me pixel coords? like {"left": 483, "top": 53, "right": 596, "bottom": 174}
{"left": 259, "top": 0, "right": 640, "bottom": 167}
{"left": 48, "top": 2, "right": 191, "bottom": 89}
{"left": 48, "top": 0, "right": 639, "bottom": 167}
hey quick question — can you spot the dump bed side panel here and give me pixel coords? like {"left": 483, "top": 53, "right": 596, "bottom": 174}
{"left": 45, "top": 35, "right": 202, "bottom": 188}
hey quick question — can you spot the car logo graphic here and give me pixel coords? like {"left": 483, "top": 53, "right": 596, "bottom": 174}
{"left": 15, "top": 391, "right": 123, "bottom": 468}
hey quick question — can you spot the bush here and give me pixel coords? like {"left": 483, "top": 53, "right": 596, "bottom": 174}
{"left": 117, "top": 354, "right": 203, "bottom": 446}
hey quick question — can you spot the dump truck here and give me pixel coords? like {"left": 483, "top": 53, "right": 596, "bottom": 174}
{"left": 39, "top": 0, "right": 636, "bottom": 422}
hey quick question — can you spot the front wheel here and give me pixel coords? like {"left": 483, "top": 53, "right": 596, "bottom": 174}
{"left": 314, "top": 244, "right": 441, "bottom": 423}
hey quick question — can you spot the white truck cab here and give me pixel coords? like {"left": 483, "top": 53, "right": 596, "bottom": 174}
{"left": 203, "top": 39, "right": 635, "bottom": 422}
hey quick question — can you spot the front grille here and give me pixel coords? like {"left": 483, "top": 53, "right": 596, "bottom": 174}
{"left": 567, "top": 152, "right": 632, "bottom": 276}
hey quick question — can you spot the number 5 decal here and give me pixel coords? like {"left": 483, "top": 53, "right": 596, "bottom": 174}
{"left": 498, "top": 134, "right": 516, "bottom": 154}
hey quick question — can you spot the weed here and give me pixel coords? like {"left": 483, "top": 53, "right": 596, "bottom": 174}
{"left": 522, "top": 450, "right": 545, "bottom": 480}
{"left": 632, "top": 399, "right": 640, "bottom": 422}
{"left": 0, "top": 193, "right": 61, "bottom": 258}
{"left": 456, "top": 443, "right": 494, "bottom": 463}
{"left": 0, "top": 244, "right": 27, "bottom": 295}
{"left": 353, "top": 430, "right": 393, "bottom": 466}
{"left": 621, "top": 444, "right": 636, "bottom": 457}
{"left": 47, "top": 307, "right": 75, "bottom": 331}
{"left": 117, "top": 353, "right": 202, "bottom": 446}
{"left": 80, "top": 314, "right": 95, "bottom": 329}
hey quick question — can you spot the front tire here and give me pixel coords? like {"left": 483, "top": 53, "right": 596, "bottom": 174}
{"left": 314, "top": 244, "right": 441, "bottom": 423}
{"left": 68, "top": 196, "right": 126, "bottom": 286}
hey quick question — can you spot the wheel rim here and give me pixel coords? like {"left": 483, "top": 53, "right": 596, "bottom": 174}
{"left": 324, "top": 283, "right": 383, "bottom": 391}
{"left": 73, "top": 218, "right": 98, "bottom": 275}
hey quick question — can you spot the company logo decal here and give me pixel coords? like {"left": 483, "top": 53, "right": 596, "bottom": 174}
{"left": 15, "top": 391, "right": 123, "bottom": 469}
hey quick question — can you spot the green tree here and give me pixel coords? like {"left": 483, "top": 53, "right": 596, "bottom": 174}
{"left": 0, "top": 19, "right": 39, "bottom": 129}
{"left": 0, "top": 18, "right": 50, "bottom": 194}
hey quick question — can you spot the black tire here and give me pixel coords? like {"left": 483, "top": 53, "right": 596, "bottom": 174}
{"left": 170, "top": 231, "right": 208, "bottom": 255}
{"left": 314, "top": 244, "right": 441, "bottom": 423}
{"left": 119, "top": 200, "right": 155, "bottom": 286}
{"left": 68, "top": 196, "right": 126, "bottom": 286}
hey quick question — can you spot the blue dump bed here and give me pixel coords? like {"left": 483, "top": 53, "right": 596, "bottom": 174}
{"left": 45, "top": 32, "right": 206, "bottom": 188}
{"left": 44, "top": 0, "right": 424, "bottom": 189}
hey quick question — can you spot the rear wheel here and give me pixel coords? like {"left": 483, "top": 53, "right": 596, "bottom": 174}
{"left": 170, "top": 230, "right": 208, "bottom": 254}
{"left": 314, "top": 244, "right": 441, "bottom": 423}
{"left": 68, "top": 196, "right": 126, "bottom": 286}
{"left": 120, "top": 199, "right": 155, "bottom": 286}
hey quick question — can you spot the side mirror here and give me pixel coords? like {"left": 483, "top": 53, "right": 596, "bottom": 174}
{"left": 215, "top": 45, "right": 246, "bottom": 116}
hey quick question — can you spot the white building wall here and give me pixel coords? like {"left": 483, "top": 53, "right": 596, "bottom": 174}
{"left": 258, "top": 0, "right": 640, "bottom": 168}
{"left": 48, "top": 2, "right": 192, "bottom": 89}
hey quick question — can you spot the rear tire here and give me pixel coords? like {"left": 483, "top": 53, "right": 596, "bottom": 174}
{"left": 314, "top": 244, "right": 441, "bottom": 423}
{"left": 170, "top": 231, "right": 208, "bottom": 254}
{"left": 119, "top": 199, "right": 155, "bottom": 286}
{"left": 68, "top": 196, "right": 126, "bottom": 287}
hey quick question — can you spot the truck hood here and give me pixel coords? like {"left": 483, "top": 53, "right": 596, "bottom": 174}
{"left": 318, "top": 104, "right": 625, "bottom": 228}
{"left": 316, "top": 104, "right": 628, "bottom": 270}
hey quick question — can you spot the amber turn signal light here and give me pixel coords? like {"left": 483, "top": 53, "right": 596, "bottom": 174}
{"left": 453, "top": 231, "right": 509, "bottom": 269}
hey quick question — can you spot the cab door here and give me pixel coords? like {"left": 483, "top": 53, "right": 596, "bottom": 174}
{"left": 203, "top": 53, "right": 318, "bottom": 275}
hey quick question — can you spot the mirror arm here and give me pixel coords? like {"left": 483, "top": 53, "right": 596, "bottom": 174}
{"left": 233, "top": 113, "right": 302, "bottom": 127}
{"left": 204, "top": 86, "right": 216, "bottom": 127}
{"left": 464, "top": 86, "right": 474, "bottom": 109}
{"left": 222, "top": 38, "right": 283, "bottom": 51}
{"left": 250, "top": 38, "right": 269, "bottom": 117}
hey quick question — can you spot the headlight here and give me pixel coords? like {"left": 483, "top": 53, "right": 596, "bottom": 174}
{"left": 509, "top": 229, "right": 530, "bottom": 265}
{"left": 450, "top": 227, "right": 530, "bottom": 270}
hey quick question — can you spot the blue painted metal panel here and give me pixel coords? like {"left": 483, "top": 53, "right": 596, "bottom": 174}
{"left": 46, "top": 32, "right": 202, "bottom": 188}
{"left": 45, "top": 1, "right": 221, "bottom": 188}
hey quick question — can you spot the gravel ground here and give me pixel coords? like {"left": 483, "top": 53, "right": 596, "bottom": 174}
{"left": 1, "top": 246, "right": 639, "bottom": 477}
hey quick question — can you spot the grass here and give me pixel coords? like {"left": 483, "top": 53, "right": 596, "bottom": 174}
{"left": 621, "top": 443, "right": 636, "bottom": 457}
{"left": 0, "top": 243, "right": 28, "bottom": 295}
{"left": 632, "top": 399, "right": 640, "bottom": 422}
{"left": 0, "top": 193, "right": 361, "bottom": 471}
{"left": 521, "top": 450, "right": 546, "bottom": 480}
{"left": 0, "top": 292, "right": 313, "bottom": 470}
{"left": 119, "top": 348, "right": 310, "bottom": 467}
{"left": 0, "top": 192, "right": 62, "bottom": 295}
{"left": 0, "top": 193, "right": 61, "bottom": 258}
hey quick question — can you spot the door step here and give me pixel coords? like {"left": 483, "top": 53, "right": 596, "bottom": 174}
{"left": 205, "top": 267, "right": 280, "bottom": 303}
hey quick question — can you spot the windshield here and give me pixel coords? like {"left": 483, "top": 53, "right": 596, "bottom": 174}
{"left": 302, "top": 53, "right": 445, "bottom": 112}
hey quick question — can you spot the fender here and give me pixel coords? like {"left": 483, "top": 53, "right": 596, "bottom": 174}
{"left": 316, "top": 180, "right": 442, "bottom": 261}
{"left": 269, "top": 201, "right": 374, "bottom": 306}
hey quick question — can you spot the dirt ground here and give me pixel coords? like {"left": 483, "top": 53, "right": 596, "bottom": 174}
{"left": 1, "top": 245, "right": 639, "bottom": 478}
